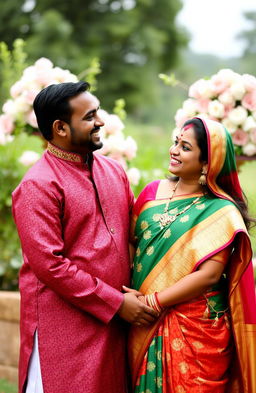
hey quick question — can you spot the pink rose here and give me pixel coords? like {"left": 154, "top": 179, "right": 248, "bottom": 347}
{"left": 210, "top": 74, "right": 229, "bottom": 95}
{"left": 241, "top": 91, "right": 256, "bottom": 112}
{"left": 232, "top": 129, "right": 249, "bottom": 146}
{"left": 0, "top": 114, "right": 14, "bottom": 134}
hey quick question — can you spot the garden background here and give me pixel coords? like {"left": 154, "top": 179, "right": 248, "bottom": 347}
{"left": 0, "top": 0, "right": 256, "bottom": 391}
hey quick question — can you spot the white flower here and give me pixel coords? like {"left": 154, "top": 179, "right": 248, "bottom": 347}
{"left": 189, "top": 78, "right": 213, "bottom": 99}
{"left": 182, "top": 99, "right": 198, "bottom": 117}
{"left": 124, "top": 136, "right": 137, "bottom": 160}
{"left": 222, "top": 118, "right": 237, "bottom": 134}
{"left": 19, "top": 151, "right": 40, "bottom": 166}
{"left": 230, "top": 81, "right": 246, "bottom": 100}
{"left": 218, "top": 90, "right": 235, "bottom": 106}
{"left": 208, "top": 100, "right": 225, "bottom": 118}
{"left": 228, "top": 106, "right": 248, "bottom": 126}
{"left": 34, "top": 57, "right": 54, "bottom": 70}
{"left": 217, "top": 69, "right": 240, "bottom": 85}
{"left": 103, "top": 114, "right": 124, "bottom": 135}
{"left": 242, "top": 143, "right": 256, "bottom": 156}
{"left": 243, "top": 116, "right": 256, "bottom": 132}
{"left": 0, "top": 128, "right": 14, "bottom": 145}
{"left": 127, "top": 167, "right": 141, "bottom": 186}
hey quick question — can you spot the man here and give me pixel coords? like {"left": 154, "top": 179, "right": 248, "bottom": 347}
{"left": 12, "top": 81, "right": 157, "bottom": 393}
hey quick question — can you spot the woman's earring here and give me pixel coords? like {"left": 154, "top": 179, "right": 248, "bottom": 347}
{"left": 199, "top": 170, "right": 207, "bottom": 186}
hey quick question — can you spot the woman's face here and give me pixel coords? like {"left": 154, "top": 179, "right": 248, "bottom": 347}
{"left": 169, "top": 126, "right": 205, "bottom": 180}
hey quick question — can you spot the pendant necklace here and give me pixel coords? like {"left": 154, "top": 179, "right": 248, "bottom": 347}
{"left": 158, "top": 180, "right": 200, "bottom": 229}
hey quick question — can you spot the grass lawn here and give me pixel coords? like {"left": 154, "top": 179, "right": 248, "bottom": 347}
{"left": 0, "top": 379, "right": 17, "bottom": 393}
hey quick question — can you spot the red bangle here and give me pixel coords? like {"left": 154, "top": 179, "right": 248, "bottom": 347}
{"left": 154, "top": 292, "right": 163, "bottom": 310}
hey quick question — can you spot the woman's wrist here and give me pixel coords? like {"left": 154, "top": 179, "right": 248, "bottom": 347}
{"left": 145, "top": 292, "right": 164, "bottom": 312}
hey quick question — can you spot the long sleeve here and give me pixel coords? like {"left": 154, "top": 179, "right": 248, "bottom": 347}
{"left": 12, "top": 179, "right": 124, "bottom": 324}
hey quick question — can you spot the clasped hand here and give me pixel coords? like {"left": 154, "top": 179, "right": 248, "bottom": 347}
{"left": 117, "top": 285, "right": 159, "bottom": 326}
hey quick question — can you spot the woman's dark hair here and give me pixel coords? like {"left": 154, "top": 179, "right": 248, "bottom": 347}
{"left": 182, "top": 118, "right": 255, "bottom": 230}
{"left": 33, "top": 81, "right": 90, "bottom": 141}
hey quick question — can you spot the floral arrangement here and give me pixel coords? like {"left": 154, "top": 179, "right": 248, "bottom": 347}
{"left": 0, "top": 57, "right": 140, "bottom": 185}
{"left": 174, "top": 69, "right": 256, "bottom": 157}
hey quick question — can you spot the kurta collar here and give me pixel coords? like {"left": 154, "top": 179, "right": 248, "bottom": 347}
{"left": 47, "top": 142, "right": 91, "bottom": 164}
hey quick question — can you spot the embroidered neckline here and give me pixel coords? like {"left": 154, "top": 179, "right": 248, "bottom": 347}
{"left": 47, "top": 143, "right": 84, "bottom": 163}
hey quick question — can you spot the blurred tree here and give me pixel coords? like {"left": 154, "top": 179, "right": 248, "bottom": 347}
{"left": 237, "top": 11, "right": 256, "bottom": 75}
{"left": 0, "top": 0, "right": 188, "bottom": 113}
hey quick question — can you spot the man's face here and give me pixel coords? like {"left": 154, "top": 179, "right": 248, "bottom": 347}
{"left": 66, "top": 91, "right": 104, "bottom": 154}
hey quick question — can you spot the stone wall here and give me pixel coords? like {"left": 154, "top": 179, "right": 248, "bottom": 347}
{"left": 0, "top": 291, "right": 20, "bottom": 385}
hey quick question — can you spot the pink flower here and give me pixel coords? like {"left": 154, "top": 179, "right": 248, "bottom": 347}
{"left": 242, "top": 74, "right": 256, "bottom": 92}
{"left": 210, "top": 74, "right": 229, "bottom": 95}
{"left": 175, "top": 109, "right": 189, "bottom": 128}
{"left": 241, "top": 91, "right": 256, "bottom": 112}
{"left": 232, "top": 129, "right": 249, "bottom": 146}
{"left": 250, "top": 129, "right": 256, "bottom": 144}
{"left": 26, "top": 110, "right": 38, "bottom": 128}
{"left": 0, "top": 114, "right": 14, "bottom": 134}
{"left": 196, "top": 98, "right": 210, "bottom": 113}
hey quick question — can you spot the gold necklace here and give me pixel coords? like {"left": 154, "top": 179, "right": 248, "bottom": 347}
{"left": 158, "top": 181, "right": 200, "bottom": 229}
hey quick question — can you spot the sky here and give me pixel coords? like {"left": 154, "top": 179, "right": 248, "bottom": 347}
{"left": 177, "top": 0, "right": 256, "bottom": 58}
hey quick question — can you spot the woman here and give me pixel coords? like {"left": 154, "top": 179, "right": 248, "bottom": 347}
{"left": 126, "top": 117, "right": 256, "bottom": 393}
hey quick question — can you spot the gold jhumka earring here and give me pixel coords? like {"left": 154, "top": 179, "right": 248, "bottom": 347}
{"left": 198, "top": 169, "right": 207, "bottom": 186}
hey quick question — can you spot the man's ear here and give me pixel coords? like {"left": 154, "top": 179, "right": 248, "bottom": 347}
{"left": 53, "top": 120, "right": 68, "bottom": 137}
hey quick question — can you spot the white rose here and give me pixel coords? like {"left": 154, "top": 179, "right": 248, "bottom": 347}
{"left": 124, "top": 136, "right": 137, "bottom": 161}
{"left": 230, "top": 81, "right": 246, "bottom": 100}
{"left": 34, "top": 57, "right": 54, "bottom": 70}
{"left": 182, "top": 99, "right": 198, "bottom": 117}
{"left": 218, "top": 91, "right": 235, "bottom": 106}
{"left": 217, "top": 69, "right": 240, "bottom": 85}
{"left": 19, "top": 151, "right": 40, "bottom": 166}
{"left": 197, "top": 79, "right": 214, "bottom": 99}
{"left": 126, "top": 167, "right": 141, "bottom": 186}
{"left": 228, "top": 106, "right": 248, "bottom": 126}
{"left": 208, "top": 100, "right": 225, "bottom": 118}
{"left": 104, "top": 114, "right": 124, "bottom": 135}
{"left": 221, "top": 118, "right": 237, "bottom": 134}
{"left": 242, "top": 116, "right": 256, "bottom": 132}
{"left": 242, "top": 143, "right": 256, "bottom": 156}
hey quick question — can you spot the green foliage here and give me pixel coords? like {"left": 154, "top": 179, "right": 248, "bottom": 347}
{"left": 0, "top": 39, "right": 27, "bottom": 107}
{"left": 113, "top": 98, "right": 127, "bottom": 121}
{"left": 0, "top": 134, "right": 43, "bottom": 290}
{"left": 0, "top": 0, "right": 188, "bottom": 112}
{"left": 0, "top": 379, "right": 17, "bottom": 393}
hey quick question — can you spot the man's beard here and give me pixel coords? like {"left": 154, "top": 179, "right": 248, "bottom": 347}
{"left": 70, "top": 125, "right": 103, "bottom": 152}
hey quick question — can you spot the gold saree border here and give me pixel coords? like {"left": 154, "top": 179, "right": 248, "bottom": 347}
{"left": 129, "top": 204, "right": 250, "bottom": 387}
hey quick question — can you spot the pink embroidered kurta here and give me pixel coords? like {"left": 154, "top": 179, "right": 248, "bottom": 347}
{"left": 12, "top": 144, "right": 134, "bottom": 393}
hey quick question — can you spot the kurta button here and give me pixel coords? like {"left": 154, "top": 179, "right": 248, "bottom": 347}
{"left": 110, "top": 228, "right": 115, "bottom": 234}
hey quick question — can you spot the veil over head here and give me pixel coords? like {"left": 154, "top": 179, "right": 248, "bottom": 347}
{"left": 189, "top": 117, "right": 244, "bottom": 203}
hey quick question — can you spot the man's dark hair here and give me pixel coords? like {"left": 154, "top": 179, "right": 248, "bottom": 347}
{"left": 33, "top": 81, "right": 90, "bottom": 141}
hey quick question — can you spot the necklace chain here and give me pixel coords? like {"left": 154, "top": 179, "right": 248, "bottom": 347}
{"left": 158, "top": 180, "right": 200, "bottom": 229}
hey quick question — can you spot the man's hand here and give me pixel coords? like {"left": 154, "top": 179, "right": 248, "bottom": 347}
{"left": 117, "top": 287, "right": 159, "bottom": 326}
